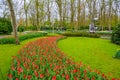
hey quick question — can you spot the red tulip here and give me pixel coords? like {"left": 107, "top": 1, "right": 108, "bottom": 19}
{"left": 84, "top": 70, "right": 87, "bottom": 74}
{"left": 40, "top": 74, "right": 44, "bottom": 78}
{"left": 27, "top": 75, "right": 31, "bottom": 80}
{"left": 73, "top": 69, "right": 77, "bottom": 73}
{"left": 15, "top": 78, "right": 19, "bottom": 80}
{"left": 17, "top": 67, "right": 23, "bottom": 74}
{"left": 34, "top": 71, "right": 38, "bottom": 77}
{"left": 12, "top": 66, "right": 15, "bottom": 71}
{"left": 62, "top": 74, "right": 64, "bottom": 77}
{"left": 24, "top": 74, "right": 26, "bottom": 78}
{"left": 56, "top": 72, "right": 59, "bottom": 75}
{"left": 8, "top": 74, "right": 12, "bottom": 79}
{"left": 112, "top": 78, "right": 116, "bottom": 80}
{"left": 52, "top": 76, "right": 56, "bottom": 80}
{"left": 74, "top": 76, "right": 78, "bottom": 80}
{"left": 35, "top": 65, "right": 39, "bottom": 69}
{"left": 92, "top": 78, "right": 95, "bottom": 80}
{"left": 102, "top": 73, "right": 105, "bottom": 78}
{"left": 66, "top": 74, "right": 69, "bottom": 80}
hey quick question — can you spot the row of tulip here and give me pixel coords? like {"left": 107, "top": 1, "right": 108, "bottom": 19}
{"left": 7, "top": 36, "right": 112, "bottom": 80}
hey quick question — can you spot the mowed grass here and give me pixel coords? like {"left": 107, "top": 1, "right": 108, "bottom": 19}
{"left": 58, "top": 37, "right": 120, "bottom": 78}
{"left": 0, "top": 37, "right": 44, "bottom": 79}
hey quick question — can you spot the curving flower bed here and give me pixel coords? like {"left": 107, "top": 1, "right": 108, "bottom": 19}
{"left": 7, "top": 36, "right": 110, "bottom": 80}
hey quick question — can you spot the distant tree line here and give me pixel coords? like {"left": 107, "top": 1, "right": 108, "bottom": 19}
{"left": 0, "top": 0, "right": 120, "bottom": 44}
{"left": 0, "top": 0, "right": 120, "bottom": 31}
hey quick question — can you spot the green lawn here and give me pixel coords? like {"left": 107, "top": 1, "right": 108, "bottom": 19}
{"left": 58, "top": 37, "right": 120, "bottom": 78}
{"left": 0, "top": 37, "right": 44, "bottom": 79}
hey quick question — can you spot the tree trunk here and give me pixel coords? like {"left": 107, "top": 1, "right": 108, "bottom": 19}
{"left": 47, "top": 0, "right": 51, "bottom": 22}
{"left": 56, "top": 0, "right": 62, "bottom": 30}
{"left": 25, "top": 10, "right": 28, "bottom": 28}
{"left": 24, "top": 0, "right": 28, "bottom": 28}
{"left": 7, "top": 0, "right": 20, "bottom": 45}
{"left": 70, "top": 0, "right": 75, "bottom": 29}
{"left": 36, "top": 0, "right": 39, "bottom": 31}
{"left": 77, "top": 0, "right": 81, "bottom": 30}
{"left": 108, "top": 0, "right": 112, "bottom": 31}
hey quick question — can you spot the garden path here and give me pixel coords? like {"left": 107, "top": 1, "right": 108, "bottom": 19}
{"left": 0, "top": 35, "right": 12, "bottom": 39}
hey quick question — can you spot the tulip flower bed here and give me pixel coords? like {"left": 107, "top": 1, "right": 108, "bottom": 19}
{"left": 7, "top": 36, "right": 108, "bottom": 80}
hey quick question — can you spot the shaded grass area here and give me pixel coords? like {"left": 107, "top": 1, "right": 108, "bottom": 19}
{"left": 58, "top": 37, "right": 120, "bottom": 78}
{"left": 0, "top": 37, "right": 44, "bottom": 79}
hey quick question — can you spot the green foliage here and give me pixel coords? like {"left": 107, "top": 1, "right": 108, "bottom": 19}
{"left": 62, "top": 32, "right": 100, "bottom": 38}
{"left": 17, "top": 26, "right": 25, "bottom": 32}
{"left": 114, "top": 50, "right": 120, "bottom": 59}
{"left": 0, "top": 18, "right": 12, "bottom": 34}
{"left": 19, "top": 32, "right": 47, "bottom": 41}
{"left": 98, "top": 26, "right": 114, "bottom": 31}
{"left": 111, "top": 24, "right": 120, "bottom": 45}
{"left": 96, "top": 31, "right": 112, "bottom": 35}
{"left": 54, "top": 19, "right": 60, "bottom": 27}
{"left": 0, "top": 32, "right": 47, "bottom": 44}
{"left": 44, "top": 20, "right": 51, "bottom": 26}
{"left": 66, "top": 29, "right": 73, "bottom": 31}
{"left": 96, "top": 31, "right": 112, "bottom": 39}
{"left": 0, "top": 37, "right": 15, "bottom": 44}
{"left": 79, "top": 26, "right": 89, "bottom": 30}
{"left": 25, "top": 26, "right": 37, "bottom": 31}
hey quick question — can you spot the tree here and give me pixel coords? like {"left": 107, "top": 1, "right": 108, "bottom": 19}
{"left": 77, "top": 0, "right": 81, "bottom": 30}
{"left": 24, "top": 0, "right": 32, "bottom": 28}
{"left": 98, "top": 0, "right": 106, "bottom": 31}
{"left": 108, "top": 0, "right": 113, "bottom": 31}
{"left": 56, "top": 0, "right": 62, "bottom": 28}
{"left": 35, "top": 0, "right": 39, "bottom": 30}
{"left": 70, "top": 0, "right": 76, "bottom": 29}
{"left": 4, "top": 0, "right": 120, "bottom": 32}
{"left": 86, "top": 0, "right": 97, "bottom": 24}
{"left": 7, "top": 0, "right": 20, "bottom": 45}
{"left": 47, "top": 0, "right": 51, "bottom": 22}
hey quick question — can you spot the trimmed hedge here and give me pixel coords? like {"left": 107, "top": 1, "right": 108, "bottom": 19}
{"left": 111, "top": 24, "right": 120, "bottom": 45}
{"left": 62, "top": 32, "right": 100, "bottom": 38}
{"left": 0, "top": 32, "right": 47, "bottom": 44}
{"left": 0, "top": 37, "right": 15, "bottom": 44}
{"left": 96, "top": 31, "right": 112, "bottom": 35}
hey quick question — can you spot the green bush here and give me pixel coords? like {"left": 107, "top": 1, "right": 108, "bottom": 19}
{"left": 0, "top": 18, "right": 12, "bottom": 34}
{"left": 62, "top": 32, "right": 100, "bottom": 38}
{"left": 0, "top": 37, "right": 15, "bottom": 44}
{"left": 114, "top": 50, "right": 120, "bottom": 59}
{"left": 111, "top": 24, "right": 120, "bottom": 45}
{"left": 18, "top": 26, "right": 25, "bottom": 32}
{"left": 96, "top": 31, "right": 112, "bottom": 35}
{"left": 0, "top": 32, "right": 47, "bottom": 44}
{"left": 79, "top": 26, "right": 89, "bottom": 30}
{"left": 19, "top": 32, "right": 47, "bottom": 41}
{"left": 25, "top": 26, "right": 37, "bottom": 31}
